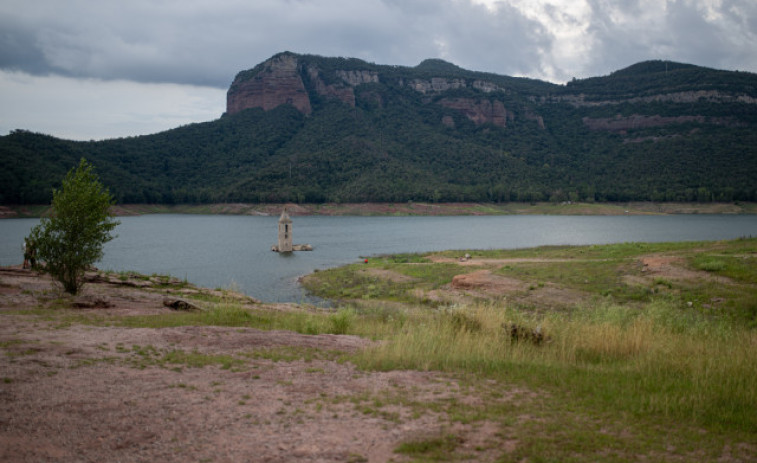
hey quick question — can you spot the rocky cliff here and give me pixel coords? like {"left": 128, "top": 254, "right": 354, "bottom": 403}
{"left": 437, "top": 98, "right": 512, "bottom": 127}
{"left": 226, "top": 52, "right": 540, "bottom": 127}
{"left": 226, "top": 54, "right": 312, "bottom": 115}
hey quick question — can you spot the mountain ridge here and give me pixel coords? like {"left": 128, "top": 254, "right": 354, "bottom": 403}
{"left": 2, "top": 52, "right": 756, "bottom": 204}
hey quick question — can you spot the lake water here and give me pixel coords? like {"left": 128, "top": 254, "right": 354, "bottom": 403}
{"left": 1, "top": 214, "right": 756, "bottom": 302}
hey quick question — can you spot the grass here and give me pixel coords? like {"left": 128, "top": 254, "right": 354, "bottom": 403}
{"left": 300, "top": 259, "right": 474, "bottom": 304}
{"left": 117, "top": 343, "right": 246, "bottom": 371}
{"left": 6, "top": 237, "right": 756, "bottom": 461}
{"left": 351, "top": 298, "right": 757, "bottom": 430}
{"left": 300, "top": 239, "right": 757, "bottom": 437}
{"left": 395, "top": 433, "right": 464, "bottom": 461}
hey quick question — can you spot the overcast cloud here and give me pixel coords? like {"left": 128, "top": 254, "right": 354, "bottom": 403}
{"left": 1, "top": 0, "right": 755, "bottom": 140}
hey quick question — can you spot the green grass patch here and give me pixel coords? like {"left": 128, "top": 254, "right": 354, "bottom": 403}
{"left": 691, "top": 254, "right": 757, "bottom": 283}
{"left": 395, "top": 434, "right": 464, "bottom": 461}
{"left": 118, "top": 344, "right": 246, "bottom": 371}
{"left": 434, "top": 240, "right": 704, "bottom": 260}
{"left": 302, "top": 259, "right": 474, "bottom": 304}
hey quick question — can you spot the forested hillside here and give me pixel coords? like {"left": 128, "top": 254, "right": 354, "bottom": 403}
{"left": 2, "top": 53, "right": 756, "bottom": 204}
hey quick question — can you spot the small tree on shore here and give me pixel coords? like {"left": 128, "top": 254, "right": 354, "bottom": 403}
{"left": 29, "top": 158, "right": 119, "bottom": 294}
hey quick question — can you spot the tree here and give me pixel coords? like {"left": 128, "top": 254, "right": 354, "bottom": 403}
{"left": 29, "top": 158, "right": 119, "bottom": 294}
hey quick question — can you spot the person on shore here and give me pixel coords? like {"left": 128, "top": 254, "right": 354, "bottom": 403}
{"left": 22, "top": 239, "right": 29, "bottom": 269}
{"left": 28, "top": 239, "right": 37, "bottom": 269}
{"left": 23, "top": 238, "right": 37, "bottom": 270}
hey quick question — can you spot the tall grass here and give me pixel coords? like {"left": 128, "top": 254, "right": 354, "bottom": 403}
{"left": 352, "top": 298, "right": 757, "bottom": 432}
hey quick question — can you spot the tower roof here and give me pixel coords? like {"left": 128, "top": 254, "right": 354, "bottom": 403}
{"left": 278, "top": 208, "right": 292, "bottom": 223}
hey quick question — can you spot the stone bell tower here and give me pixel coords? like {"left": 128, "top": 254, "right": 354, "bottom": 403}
{"left": 277, "top": 208, "right": 293, "bottom": 252}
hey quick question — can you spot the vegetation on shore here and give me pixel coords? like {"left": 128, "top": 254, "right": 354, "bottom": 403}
{"left": 21, "top": 237, "right": 755, "bottom": 461}
{"left": 27, "top": 159, "right": 119, "bottom": 294}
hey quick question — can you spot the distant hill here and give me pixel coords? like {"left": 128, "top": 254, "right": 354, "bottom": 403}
{"left": 2, "top": 52, "right": 756, "bottom": 204}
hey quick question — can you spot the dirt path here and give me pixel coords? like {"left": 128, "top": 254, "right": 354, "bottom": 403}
{"left": 428, "top": 256, "right": 579, "bottom": 266}
{"left": 0, "top": 267, "right": 511, "bottom": 462}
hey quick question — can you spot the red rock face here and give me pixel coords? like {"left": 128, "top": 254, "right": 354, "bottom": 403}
{"left": 226, "top": 54, "right": 312, "bottom": 115}
{"left": 307, "top": 66, "right": 356, "bottom": 107}
{"left": 438, "top": 98, "right": 510, "bottom": 127}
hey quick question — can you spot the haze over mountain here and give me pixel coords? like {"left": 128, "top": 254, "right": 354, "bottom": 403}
{"left": 2, "top": 52, "right": 756, "bottom": 205}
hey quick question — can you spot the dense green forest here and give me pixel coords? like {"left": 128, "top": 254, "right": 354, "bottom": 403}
{"left": 2, "top": 55, "right": 756, "bottom": 204}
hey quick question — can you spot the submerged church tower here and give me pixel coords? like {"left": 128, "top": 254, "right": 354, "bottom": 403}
{"left": 277, "top": 208, "right": 293, "bottom": 252}
{"left": 272, "top": 207, "right": 312, "bottom": 252}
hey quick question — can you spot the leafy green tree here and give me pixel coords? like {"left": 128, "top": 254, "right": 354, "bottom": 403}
{"left": 29, "top": 158, "right": 119, "bottom": 294}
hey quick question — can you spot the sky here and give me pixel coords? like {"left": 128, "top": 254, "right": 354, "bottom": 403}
{"left": 1, "top": 0, "right": 755, "bottom": 140}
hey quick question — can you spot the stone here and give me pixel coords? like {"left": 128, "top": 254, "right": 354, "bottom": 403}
{"left": 162, "top": 298, "right": 204, "bottom": 312}
{"left": 72, "top": 296, "right": 113, "bottom": 309}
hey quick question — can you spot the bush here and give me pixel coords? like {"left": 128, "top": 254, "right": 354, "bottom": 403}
{"left": 29, "top": 159, "right": 119, "bottom": 294}
{"left": 329, "top": 308, "right": 355, "bottom": 334}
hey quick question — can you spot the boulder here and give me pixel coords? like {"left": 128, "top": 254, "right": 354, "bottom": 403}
{"left": 162, "top": 298, "right": 204, "bottom": 312}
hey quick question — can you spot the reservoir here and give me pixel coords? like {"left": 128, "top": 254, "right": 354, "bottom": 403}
{"left": 1, "top": 214, "right": 755, "bottom": 302}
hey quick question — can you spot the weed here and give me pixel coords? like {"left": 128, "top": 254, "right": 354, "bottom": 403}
{"left": 329, "top": 308, "right": 354, "bottom": 334}
{"left": 395, "top": 433, "right": 463, "bottom": 460}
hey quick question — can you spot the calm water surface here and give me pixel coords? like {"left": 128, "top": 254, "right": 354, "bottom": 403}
{"left": 1, "top": 214, "right": 755, "bottom": 302}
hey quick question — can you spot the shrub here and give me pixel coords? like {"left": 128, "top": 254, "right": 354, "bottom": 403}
{"left": 29, "top": 159, "right": 119, "bottom": 294}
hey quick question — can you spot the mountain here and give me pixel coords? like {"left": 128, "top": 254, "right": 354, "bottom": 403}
{"left": 2, "top": 52, "right": 756, "bottom": 204}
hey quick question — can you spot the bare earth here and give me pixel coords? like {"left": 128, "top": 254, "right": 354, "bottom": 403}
{"left": 1, "top": 252, "right": 747, "bottom": 462}
{"left": 0, "top": 267, "right": 514, "bottom": 463}
{"left": 4, "top": 201, "right": 756, "bottom": 219}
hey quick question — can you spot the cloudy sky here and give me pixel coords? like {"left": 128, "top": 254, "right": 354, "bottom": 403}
{"left": 1, "top": 0, "right": 755, "bottom": 140}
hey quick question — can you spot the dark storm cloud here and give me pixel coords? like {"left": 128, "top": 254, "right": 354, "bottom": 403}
{"left": 0, "top": 0, "right": 553, "bottom": 88}
{"left": 0, "top": 20, "right": 49, "bottom": 75}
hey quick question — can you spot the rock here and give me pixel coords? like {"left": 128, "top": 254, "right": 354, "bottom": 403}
{"left": 451, "top": 273, "right": 479, "bottom": 289}
{"left": 162, "top": 298, "right": 204, "bottom": 312}
{"left": 506, "top": 323, "right": 549, "bottom": 345}
{"left": 227, "top": 53, "right": 312, "bottom": 115}
{"left": 72, "top": 296, "right": 113, "bottom": 309}
{"left": 335, "top": 69, "right": 380, "bottom": 86}
{"left": 227, "top": 54, "right": 379, "bottom": 115}
{"left": 273, "top": 243, "right": 312, "bottom": 252}
{"left": 408, "top": 77, "right": 467, "bottom": 94}
{"left": 308, "top": 65, "right": 356, "bottom": 107}
{"left": 437, "top": 98, "right": 512, "bottom": 127}
{"left": 121, "top": 279, "right": 153, "bottom": 288}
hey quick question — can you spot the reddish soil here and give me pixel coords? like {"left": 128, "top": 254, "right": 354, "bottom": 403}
{"left": 420, "top": 257, "right": 590, "bottom": 308}
{"left": 638, "top": 255, "right": 732, "bottom": 283}
{"left": 0, "top": 267, "right": 513, "bottom": 462}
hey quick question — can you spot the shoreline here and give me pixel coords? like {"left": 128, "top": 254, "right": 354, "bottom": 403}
{"left": 2, "top": 200, "right": 756, "bottom": 218}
